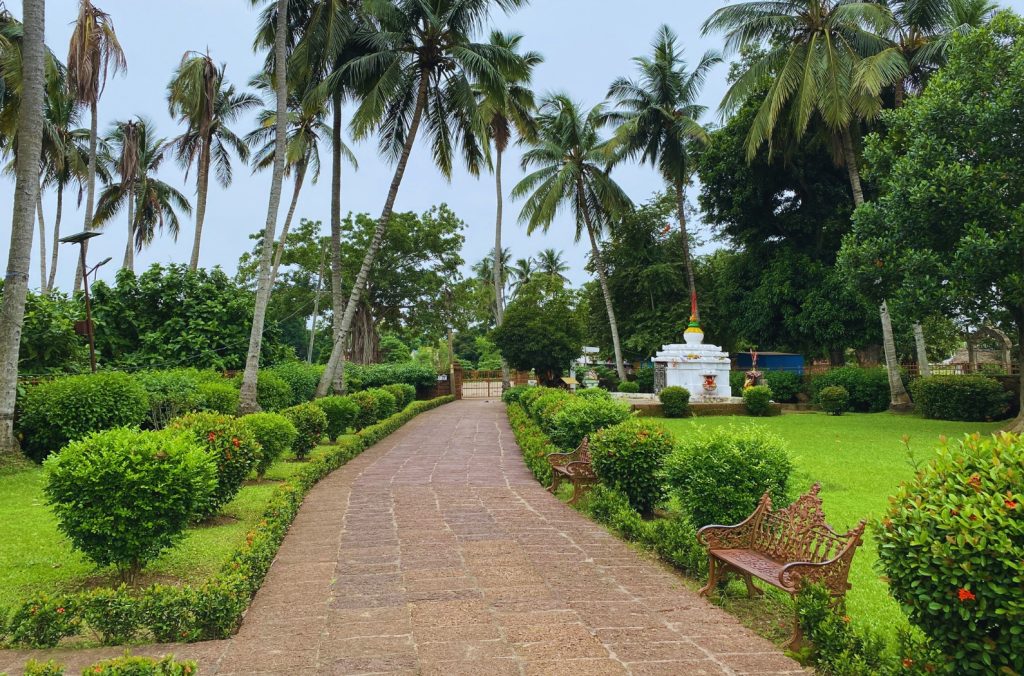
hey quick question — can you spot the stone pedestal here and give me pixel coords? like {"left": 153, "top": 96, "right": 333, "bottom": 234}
{"left": 653, "top": 327, "right": 732, "bottom": 402}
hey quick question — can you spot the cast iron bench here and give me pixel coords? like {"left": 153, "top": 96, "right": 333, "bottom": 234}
{"left": 696, "top": 483, "right": 866, "bottom": 646}
{"left": 547, "top": 437, "right": 598, "bottom": 505}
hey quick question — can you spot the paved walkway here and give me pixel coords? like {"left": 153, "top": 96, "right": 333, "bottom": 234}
{"left": 1, "top": 401, "right": 802, "bottom": 675}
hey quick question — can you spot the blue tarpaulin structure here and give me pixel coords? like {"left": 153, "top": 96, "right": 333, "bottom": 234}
{"left": 733, "top": 352, "right": 804, "bottom": 375}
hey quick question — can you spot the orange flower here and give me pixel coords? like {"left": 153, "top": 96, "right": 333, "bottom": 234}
{"left": 207, "top": 431, "right": 217, "bottom": 442}
{"left": 56, "top": 607, "right": 65, "bottom": 614}
{"left": 967, "top": 473, "right": 982, "bottom": 491}
{"left": 902, "top": 658, "right": 914, "bottom": 669}
{"left": 232, "top": 437, "right": 241, "bottom": 448}
{"left": 1006, "top": 500, "right": 1019, "bottom": 509}
{"left": 957, "top": 587, "right": 976, "bottom": 602}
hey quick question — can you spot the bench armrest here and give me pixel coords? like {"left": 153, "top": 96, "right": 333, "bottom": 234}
{"left": 778, "top": 520, "right": 866, "bottom": 594}
{"left": 697, "top": 492, "right": 773, "bottom": 550}
{"left": 546, "top": 451, "right": 574, "bottom": 468}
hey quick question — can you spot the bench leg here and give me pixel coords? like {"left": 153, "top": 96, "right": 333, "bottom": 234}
{"left": 699, "top": 556, "right": 719, "bottom": 597}
{"left": 783, "top": 612, "right": 804, "bottom": 651}
{"left": 743, "top": 573, "right": 763, "bottom": 598}
{"left": 567, "top": 480, "right": 586, "bottom": 505}
{"left": 548, "top": 472, "right": 560, "bottom": 494}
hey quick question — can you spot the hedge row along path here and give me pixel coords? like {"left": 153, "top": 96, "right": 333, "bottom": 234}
{"left": 1, "top": 401, "right": 801, "bottom": 675}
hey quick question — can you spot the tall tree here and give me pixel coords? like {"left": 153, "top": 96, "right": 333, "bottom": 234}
{"left": 475, "top": 30, "right": 541, "bottom": 389}
{"left": 239, "top": 0, "right": 290, "bottom": 414}
{"left": 0, "top": 0, "right": 46, "bottom": 461}
{"left": 167, "top": 52, "right": 258, "bottom": 271}
{"left": 508, "top": 256, "right": 535, "bottom": 297}
{"left": 536, "top": 247, "right": 569, "bottom": 283}
{"left": 93, "top": 117, "right": 192, "bottom": 262}
{"left": 512, "top": 94, "right": 633, "bottom": 381}
{"left": 316, "top": 0, "right": 529, "bottom": 396}
{"left": 702, "top": 0, "right": 913, "bottom": 408}
{"left": 608, "top": 25, "right": 720, "bottom": 321}
{"left": 67, "top": 0, "right": 124, "bottom": 290}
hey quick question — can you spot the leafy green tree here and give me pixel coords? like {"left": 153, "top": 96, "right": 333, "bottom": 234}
{"left": 840, "top": 11, "right": 1024, "bottom": 431}
{"left": 608, "top": 25, "right": 720, "bottom": 318}
{"left": 379, "top": 334, "right": 411, "bottom": 363}
{"left": 0, "top": 283, "right": 88, "bottom": 375}
{"left": 513, "top": 94, "right": 633, "bottom": 381}
{"left": 493, "top": 276, "right": 585, "bottom": 385}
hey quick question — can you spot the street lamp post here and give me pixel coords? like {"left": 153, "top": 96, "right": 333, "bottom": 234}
{"left": 59, "top": 231, "right": 105, "bottom": 373}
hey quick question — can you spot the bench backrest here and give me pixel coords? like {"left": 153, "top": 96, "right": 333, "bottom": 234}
{"left": 750, "top": 484, "right": 859, "bottom": 564}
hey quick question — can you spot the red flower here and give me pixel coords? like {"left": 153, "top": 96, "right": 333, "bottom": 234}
{"left": 902, "top": 658, "right": 914, "bottom": 669}
{"left": 56, "top": 607, "right": 65, "bottom": 614}
{"left": 1006, "top": 500, "right": 1019, "bottom": 509}
{"left": 232, "top": 437, "right": 241, "bottom": 448}
{"left": 207, "top": 432, "right": 217, "bottom": 442}
{"left": 966, "top": 473, "right": 982, "bottom": 491}
{"left": 957, "top": 588, "right": 976, "bottom": 602}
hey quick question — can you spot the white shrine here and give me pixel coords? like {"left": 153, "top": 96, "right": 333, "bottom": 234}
{"left": 653, "top": 299, "right": 733, "bottom": 402}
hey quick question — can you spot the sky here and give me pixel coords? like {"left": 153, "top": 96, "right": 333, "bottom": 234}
{"left": 2, "top": 0, "right": 1023, "bottom": 292}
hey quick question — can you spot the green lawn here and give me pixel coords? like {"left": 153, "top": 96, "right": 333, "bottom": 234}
{"left": 0, "top": 439, "right": 354, "bottom": 610}
{"left": 657, "top": 412, "right": 1003, "bottom": 638}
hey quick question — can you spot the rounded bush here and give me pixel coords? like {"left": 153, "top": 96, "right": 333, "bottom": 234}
{"left": 280, "top": 402, "right": 328, "bottom": 460}
{"left": 135, "top": 369, "right": 204, "bottom": 430}
{"left": 196, "top": 381, "right": 240, "bottom": 415}
{"left": 518, "top": 385, "right": 547, "bottom": 411}
{"left": 43, "top": 428, "right": 216, "bottom": 580}
{"left": 617, "top": 381, "right": 639, "bottom": 393}
{"left": 528, "top": 388, "right": 571, "bottom": 423}
{"left": 547, "top": 397, "right": 632, "bottom": 450}
{"left": 232, "top": 371, "right": 293, "bottom": 412}
{"left": 659, "top": 386, "right": 691, "bottom": 418}
{"left": 818, "top": 386, "right": 850, "bottom": 416}
{"left": 575, "top": 387, "right": 611, "bottom": 401}
{"left": 812, "top": 366, "right": 890, "bottom": 413}
{"left": 382, "top": 383, "right": 414, "bottom": 410}
{"left": 167, "top": 412, "right": 260, "bottom": 518}
{"left": 348, "top": 390, "right": 380, "bottom": 430}
{"left": 314, "top": 396, "right": 360, "bottom": 441}
{"left": 502, "top": 384, "right": 532, "bottom": 404}
{"left": 17, "top": 372, "right": 150, "bottom": 462}
{"left": 743, "top": 385, "right": 774, "bottom": 417}
{"left": 589, "top": 418, "right": 674, "bottom": 515}
{"left": 365, "top": 387, "right": 398, "bottom": 421}
{"left": 910, "top": 375, "right": 1010, "bottom": 422}
{"left": 876, "top": 433, "right": 1024, "bottom": 674}
{"left": 266, "top": 362, "right": 323, "bottom": 406}
{"left": 664, "top": 425, "right": 792, "bottom": 527}
{"left": 239, "top": 412, "right": 297, "bottom": 477}
{"left": 763, "top": 371, "right": 803, "bottom": 403}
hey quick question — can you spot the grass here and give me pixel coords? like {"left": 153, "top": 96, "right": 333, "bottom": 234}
{"left": 657, "top": 412, "right": 1003, "bottom": 639}
{"left": 0, "top": 437, "right": 357, "bottom": 610}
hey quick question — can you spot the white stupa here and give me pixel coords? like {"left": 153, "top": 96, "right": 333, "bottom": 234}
{"left": 653, "top": 298, "right": 733, "bottom": 402}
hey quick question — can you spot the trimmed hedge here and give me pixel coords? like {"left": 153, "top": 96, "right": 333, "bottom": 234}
{"left": 743, "top": 385, "right": 774, "bottom": 417}
{"left": 21, "top": 654, "right": 198, "bottom": 676}
{"left": 315, "top": 396, "right": 360, "bottom": 442}
{"left": 818, "top": 386, "right": 850, "bottom": 416}
{"left": 506, "top": 402, "right": 558, "bottom": 486}
{"left": 617, "top": 381, "right": 639, "bottom": 393}
{"left": 0, "top": 396, "right": 454, "bottom": 649}
{"left": 659, "top": 386, "right": 690, "bottom": 418}
{"left": 266, "top": 362, "right": 324, "bottom": 406}
{"left": 546, "top": 397, "right": 632, "bottom": 450}
{"left": 589, "top": 418, "right": 674, "bottom": 515}
{"left": 280, "top": 402, "right": 328, "bottom": 460}
{"left": 197, "top": 381, "right": 240, "bottom": 416}
{"left": 239, "top": 412, "right": 297, "bottom": 478}
{"left": 811, "top": 366, "right": 891, "bottom": 413}
{"left": 910, "top": 375, "right": 1010, "bottom": 422}
{"left": 345, "top": 362, "right": 436, "bottom": 391}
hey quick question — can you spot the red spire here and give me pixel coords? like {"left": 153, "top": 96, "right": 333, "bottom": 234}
{"left": 690, "top": 288, "right": 698, "bottom": 320}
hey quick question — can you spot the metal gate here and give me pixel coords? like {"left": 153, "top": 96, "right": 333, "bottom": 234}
{"left": 461, "top": 378, "right": 505, "bottom": 399}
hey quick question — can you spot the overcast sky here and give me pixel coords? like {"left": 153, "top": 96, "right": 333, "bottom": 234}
{"left": 3, "top": 0, "right": 1023, "bottom": 291}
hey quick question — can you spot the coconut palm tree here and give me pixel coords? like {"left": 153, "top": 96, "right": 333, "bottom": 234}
{"left": 167, "top": 52, "right": 259, "bottom": 271}
{"left": 702, "top": 0, "right": 913, "bottom": 408}
{"left": 0, "top": 0, "right": 46, "bottom": 461}
{"left": 93, "top": 118, "right": 191, "bottom": 264}
{"left": 472, "top": 247, "right": 511, "bottom": 322}
{"left": 247, "top": 72, "right": 355, "bottom": 283}
{"left": 512, "top": 94, "right": 633, "bottom": 381}
{"left": 536, "top": 247, "right": 569, "bottom": 283}
{"left": 67, "top": 0, "right": 125, "bottom": 290}
{"left": 608, "top": 25, "right": 720, "bottom": 321}
{"left": 239, "top": 0, "right": 290, "bottom": 414}
{"left": 475, "top": 30, "right": 541, "bottom": 388}
{"left": 508, "top": 257, "right": 535, "bottom": 297}
{"left": 315, "top": 0, "right": 529, "bottom": 397}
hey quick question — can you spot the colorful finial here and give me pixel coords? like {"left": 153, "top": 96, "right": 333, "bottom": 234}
{"left": 686, "top": 289, "right": 702, "bottom": 334}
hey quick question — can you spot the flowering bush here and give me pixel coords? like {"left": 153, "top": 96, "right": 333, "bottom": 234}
{"left": 168, "top": 413, "right": 259, "bottom": 518}
{"left": 280, "top": 403, "right": 328, "bottom": 460}
{"left": 876, "top": 432, "right": 1024, "bottom": 674}
{"left": 589, "top": 418, "right": 674, "bottom": 515}
{"left": 81, "top": 654, "right": 197, "bottom": 675}
{"left": 3, "top": 593, "right": 81, "bottom": 648}
{"left": 239, "top": 412, "right": 297, "bottom": 477}
{"left": 658, "top": 386, "right": 690, "bottom": 418}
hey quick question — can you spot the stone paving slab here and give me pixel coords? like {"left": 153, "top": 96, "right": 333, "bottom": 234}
{"left": 0, "top": 400, "right": 804, "bottom": 675}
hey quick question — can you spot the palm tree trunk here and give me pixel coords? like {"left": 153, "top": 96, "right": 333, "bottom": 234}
{"left": 317, "top": 73, "right": 430, "bottom": 397}
{"left": 75, "top": 98, "right": 99, "bottom": 292}
{"left": 47, "top": 184, "right": 63, "bottom": 292}
{"left": 239, "top": 0, "right": 289, "bottom": 414}
{"left": 0, "top": 0, "right": 46, "bottom": 461}
{"left": 189, "top": 135, "right": 212, "bottom": 271}
{"left": 270, "top": 162, "right": 306, "bottom": 285}
{"left": 36, "top": 184, "right": 47, "bottom": 290}
{"left": 843, "top": 125, "right": 911, "bottom": 408}
{"left": 329, "top": 91, "right": 346, "bottom": 394}
{"left": 493, "top": 147, "right": 511, "bottom": 390}
{"left": 675, "top": 180, "right": 698, "bottom": 322}
{"left": 582, "top": 206, "right": 627, "bottom": 383}
{"left": 913, "top": 322, "right": 931, "bottom": 378}
{"left": 122, "top": 187, "right": 135, "bottom": 271}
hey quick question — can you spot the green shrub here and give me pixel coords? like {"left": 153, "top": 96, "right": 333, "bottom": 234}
{"left": 382, "top": 383, "right": 414, "bottom": 410}
{"left": 743, "top": 385, "right": 774, "bottom": 416}
{"left": 636, "top": 367, "right": 654, "bottom": 393}
{"left": 4, "top": 593, "right": 81, "bottom": 648}
{"left": 664, "top": 425, "right": 792, "bottom": 527}
{"left": 589, "top": 418, "right": 674, "bottom": 515}
{"left": 314, "top": 396, "right": 359, "bottom": 441}
{"left": 196, "top": 381, "right": 240, "bottom": 415}
{"left": 348, "top": 390, "right": 380, "bottom": 430}
{"left": 818, "top": 386, "right": 850, "bottom": 416}
{"left": 763, "top": 370, "right": 802, "bottom": 403}
{"left": 345, "top": 362, "right": 436, "bottom": 391}
{"left": 812, "top": 366, "right": 890, "bottom": 413}
{"left": 366, "top": 387, "right": 398, "bottom": 421}
{"left": 594, "top": 365, "right": 620, "bottom": 391}
{"left": 135, "top": 369, "right": 205, "bottom": 429}
{"left": 17, "top": 372, "right": 150, "bottom": 461}
{"left": 617, "top": 381, "right": 639, "bottom": 393}
{"left": 22, "top": 659, "right": 65, "bottom": 675}
{"left": 575, "top": 387, "right": 611, "bottom": 402}
{"left": 658, "top": 386, "right": 690, "bottom": 418}
{"left": 547, "top": 397, "right": 632, "bottom": 450}
{"left": 267, "top": 362, "right": 323, "bottom": 406}
{"left": 910, "top": 375, "right": 1010, "bottom": 422}
{"left": 239, "top": 412, "right": 297, "bottom": 477}
{"left": 729, "top": 370, "right": 746, "bottom": 393}
{"left": 280, "top": 403, "right": 328, "bottom": 460}
{"left": 81, "top": 585, "right": 142, "bottom": 645}
{"left": 506, "top": 402, "right": 557, "bottom": 485}
{"left": 83, "top": 654, "right": 197, "bottom": 676}
{"left": 232, "top": 371, "right": 293, "bottom": 412}
{"left": 502, "top": 384, "right": 533, "bottom": 404}
{"left": 140, "top": 584, "right": 201, "bottom": 643}
{"left": 43, "top": 429, "right": 216, "bottom": 581}
{"left": 518, "top": 385, "right": 547, "bottom": 411}
{"left": 167, "top": 413, "right": 260, "bottom": 518}
{"left": 876, "top": 433, "right": 1024, "bottom": 674}
{"left": 528, "top": 388, "right": 571, "bottom": 424}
